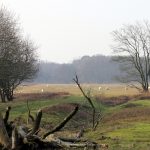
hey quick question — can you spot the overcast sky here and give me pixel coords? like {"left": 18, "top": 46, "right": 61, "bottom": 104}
{"left": 0, "top": 0, "right": 150, "bottom": 63}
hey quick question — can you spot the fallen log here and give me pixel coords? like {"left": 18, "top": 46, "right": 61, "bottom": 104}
{"left": 0, "top": 105, "right": 102, "bottom": 150}
{"left": 0, "top": 113, "right": 11, "bottom": 149}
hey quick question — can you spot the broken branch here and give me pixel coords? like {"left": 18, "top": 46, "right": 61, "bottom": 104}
{"left": 28, "top": 109, "right": 42, "bottom": 135}
{"left": 3, "top": 106, "right": 11, "bottom": 125}
{"left": 73, "top": 75, "right": 96, "bottom": 128}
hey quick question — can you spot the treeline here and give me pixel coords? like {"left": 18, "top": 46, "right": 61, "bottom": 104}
{"left": 34, "top": 55, "right": 121, "bottom": 83}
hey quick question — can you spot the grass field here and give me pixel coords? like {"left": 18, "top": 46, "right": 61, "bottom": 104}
{"left": 16, "top": 83, "right": 139, "bottom": 97}
{"left": 1, "top": 84, "right": 150, "bottom": 150}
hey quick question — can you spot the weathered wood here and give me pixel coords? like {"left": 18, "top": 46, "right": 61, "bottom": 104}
{"left": 50, "top": 137, "right": 100, "bottom": 149}
{"left": 43, "top": 105, "right": 79, "bottom": 139}
{"left": 11, "top": 127, "right": 19, "bottom": 149}
{"left": 3, "top": 106, "right": 11, "bottom": 125}
{"left": 28, "top": 109, "right": 42, "bottom": 135}
{"left": 27, "top": 100, "right": 34, "bottom": 124}
{"left": 0, "top": 113, "right": 11, "bottom": 149}
{"left": 0, "top": 106, "right": 102, "bottom": 150}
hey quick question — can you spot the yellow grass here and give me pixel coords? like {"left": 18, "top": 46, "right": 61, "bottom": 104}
{"left": 15, "top": 83, "right": 139, "bottom": 97}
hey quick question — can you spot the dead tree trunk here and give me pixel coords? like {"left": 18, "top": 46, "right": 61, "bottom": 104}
{"left": 0, "top": 113, "right": 11, "bottom": 149}
{"left": 0, "top": 89, "right": 6, "bottom": 102}
{"left": 0, "top": 105, "right": 101, "bottom": 150}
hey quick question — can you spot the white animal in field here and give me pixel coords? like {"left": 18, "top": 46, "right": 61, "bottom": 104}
{"left": 41, "top": 89, "right": 44, "bottom": 93}
{"left": 98, "top": 86, "right": 102, "bottom": 91}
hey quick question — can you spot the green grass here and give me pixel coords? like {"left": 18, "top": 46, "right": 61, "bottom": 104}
{"left": 84, "top": 98, "right": 150, "bottom": 150}
{"left": 0, "top": 95, "right": 85, "bottom": 118}
{"left": 0, "top": 88, "right": 150, "bottom": 150}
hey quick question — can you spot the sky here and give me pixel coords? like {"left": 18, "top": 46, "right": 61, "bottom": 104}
{"left": 0, "top": 0, "right": 150, "bottom": 63}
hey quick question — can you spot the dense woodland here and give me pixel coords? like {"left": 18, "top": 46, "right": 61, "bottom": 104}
{"left": 35, "top": 55, "right": 121, "bottom": 83}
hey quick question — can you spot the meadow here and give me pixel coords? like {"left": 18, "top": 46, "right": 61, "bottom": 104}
{"left": 1, "top": 83, "right": 150, "bottom": 150}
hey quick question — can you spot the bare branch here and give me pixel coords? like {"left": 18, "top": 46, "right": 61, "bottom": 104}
{"left": 73, "top": 75, "right": 96, "bottom": 128}
{"left": 112, "top": 21, "right": 150, "bottom": 92}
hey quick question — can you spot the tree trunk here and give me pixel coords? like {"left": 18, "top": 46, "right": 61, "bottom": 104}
{"left": 0, "top": 113, "right": 11, "bottom": 149}
{"left": 0, "top": 89, "right": 6, "bottom": 103}
{"left": 6, "top": 89, "right": 13, "bottom": 101}
{"left": 142, "top": 84, "right": 149, "bottom": 93}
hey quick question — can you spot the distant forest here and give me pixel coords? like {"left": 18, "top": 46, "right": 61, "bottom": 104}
{"left": 34, "top": 55, "right": 121, "bottom": 83}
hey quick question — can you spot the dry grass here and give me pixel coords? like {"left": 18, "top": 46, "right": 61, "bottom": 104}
{"left": 15, "top": 83, "right": 139, "bottom": 97}
{"left": 96, "top": 95, "right": 130, "bottom": 106}
{"left": 103, "top": 107, "right": 150, "bottom": 124}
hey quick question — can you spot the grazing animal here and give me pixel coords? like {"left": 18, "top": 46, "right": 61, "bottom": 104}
{"left": 98, "top": 86, "right": 102, "bottom": 91}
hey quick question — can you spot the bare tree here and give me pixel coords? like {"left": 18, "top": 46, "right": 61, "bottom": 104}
{"left": 112, "top": 21, "right": 150, "bottom": 92}
{"left": 0, "top": 7, "right": 38, "bottom": 102}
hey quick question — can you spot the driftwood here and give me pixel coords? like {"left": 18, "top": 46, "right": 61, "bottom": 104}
{"left": 0, "top": 104, "right": 101, "bottom": 150}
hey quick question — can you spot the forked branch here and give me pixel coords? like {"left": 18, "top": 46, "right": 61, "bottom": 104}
{"left": 73, "top": 75, "right": 96, "bottom": 128}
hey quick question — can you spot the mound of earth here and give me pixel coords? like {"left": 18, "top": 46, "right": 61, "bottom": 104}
{"left": 14, "top": 92, "right": 69, "bottom": 101}
{"left": 96, "top": 95, "right": 130, "bottom": 106}
{"left": 104, "top": 107, "right": 150, "bottom": 123}
{"left": 42, "top": 103, "right": 93, "bottom": 129}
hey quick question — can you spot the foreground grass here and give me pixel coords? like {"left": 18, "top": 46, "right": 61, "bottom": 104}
{"left": 86, "top": 99, "right": 150, "bottom": 150}
{"left": 0, "top": 87, "right": 150, "bottom": 149}
{"left": 0, "top": 95, "right": 85, "bottom": 119}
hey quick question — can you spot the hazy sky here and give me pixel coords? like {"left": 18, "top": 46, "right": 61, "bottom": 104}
{"left": 1, "top": 0, "right": 150, "bottom": 63}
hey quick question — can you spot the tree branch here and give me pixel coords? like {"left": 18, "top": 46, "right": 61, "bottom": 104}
{"left": 73, "top": 75, "right": 96, "bottom": 128}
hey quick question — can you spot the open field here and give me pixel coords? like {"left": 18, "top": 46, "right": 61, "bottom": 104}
{"left": 15, "top": 83, "right": 139, "bottom": 97}
{"left": 1, "top": 84, "right": 150, "bottom": 149}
